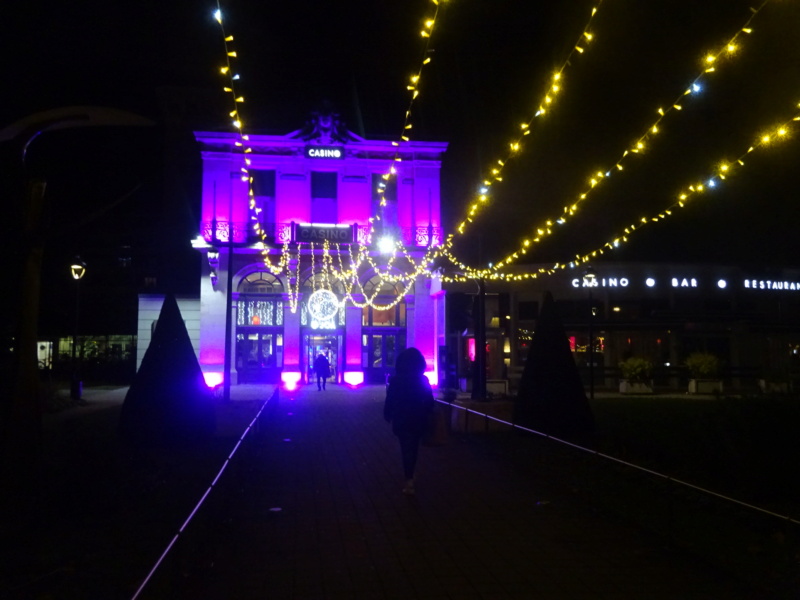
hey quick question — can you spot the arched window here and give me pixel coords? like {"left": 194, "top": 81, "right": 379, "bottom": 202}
{"left": 238, "top": 271, "right": 284, "bottom": 294}
{"left": 237, "top": 271, "right": 284, "bottom": 327}
{"left": 361, "top": 274, "right": 409, "bottom": 327}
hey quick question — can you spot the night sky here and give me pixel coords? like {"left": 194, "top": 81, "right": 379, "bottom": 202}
{"left": 5, "top": 0, "right": 800, "bottom": 334}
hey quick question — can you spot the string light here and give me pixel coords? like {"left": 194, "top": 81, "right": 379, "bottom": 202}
{"left": 480, "top": 0, "right": 773, "bottom": 274}
{"left": 447, "top": 2, "right": 606, "bottom": 245}
{"left": 465, "top": 107, "right": 799, "bottom": 283}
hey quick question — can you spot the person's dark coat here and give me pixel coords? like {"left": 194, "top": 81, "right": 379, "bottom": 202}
{"left": 384, "top": 348, "right": 434, "bottom": 437}
{"left": 313, "top": 354, "right": 330, "bottom": 377}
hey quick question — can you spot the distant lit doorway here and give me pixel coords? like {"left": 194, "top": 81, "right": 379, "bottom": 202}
{"left": 304, "top": 334, "right": 340, "bottom": 385}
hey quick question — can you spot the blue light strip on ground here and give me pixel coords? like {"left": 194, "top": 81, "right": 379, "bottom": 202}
{"left": 439, "top": 399, "right": 800, "bottom": 526}
{"left": 130, "top": 389, "right": 278, "bottom": 600}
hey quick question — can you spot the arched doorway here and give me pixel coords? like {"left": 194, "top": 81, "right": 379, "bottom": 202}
{"left": 236, "top": 271, "right": 284, "bottom": 383}
{"left": 360, "top": 274, "right": 409, "bottom": 384}
{"left": 300, "top": 271, "right": 345, "bottom": 384}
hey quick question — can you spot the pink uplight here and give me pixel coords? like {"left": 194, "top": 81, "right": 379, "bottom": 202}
{"left": 424, "top": 371, "right": 438, "bottom": 387}
{"left": 281, "top": 372, "right": 302, "bottom": 390}
{"left": 203, "top": 372, "right": 224, "bottom": 388}
{"left": 343, "top": 371, "right": 364, "bottom": 387}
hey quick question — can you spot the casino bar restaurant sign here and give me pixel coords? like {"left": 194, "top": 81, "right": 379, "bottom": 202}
{"left": 294, "top": 223, "right": 355, "bottom": 244}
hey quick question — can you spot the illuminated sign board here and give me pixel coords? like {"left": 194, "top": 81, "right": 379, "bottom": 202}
{"left": 571, "top": 277, "right": 630, "bottom": 288}
{"left": 305, "top": 145, "right": 344, "bottom": 159}
{"left": 743, "top": 279, "right": 800, "bottom": 291}
{"left": 294, "top": 223, "right": 355, "bottom": 244}
{"left": 567, "top": 272, "right": 800, "bottom": 293}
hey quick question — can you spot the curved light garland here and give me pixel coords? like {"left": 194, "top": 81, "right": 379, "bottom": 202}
{"left": 445, "top": 104, "right": 800, "bottom": 283}
{"left": 484, "top": 0, "right": 773, "bottom": 274}
{"left": 448, "top": 2, "right": 606, "bottom": 244}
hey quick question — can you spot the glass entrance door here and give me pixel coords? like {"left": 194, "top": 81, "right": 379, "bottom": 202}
{"left": 304, "top": 334, "right": 339, "bottom": 385}
{"left": 362, "top": 332, "right": 405, "bottom": 384}
{"left": 236, "top": 330, "right": 283, "bottom": 383}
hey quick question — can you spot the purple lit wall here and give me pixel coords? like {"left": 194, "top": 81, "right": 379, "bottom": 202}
{"left": 193, "top": 128, "right": 448, "bottom": 386}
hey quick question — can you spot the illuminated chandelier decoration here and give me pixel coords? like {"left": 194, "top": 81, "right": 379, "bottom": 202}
{"left": 307, "top": 289, "right": 339, "bottom": 329}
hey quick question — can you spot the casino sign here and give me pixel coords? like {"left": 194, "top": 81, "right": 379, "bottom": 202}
{"left": 294, "top": 223, "right": 355, "bottom": 244}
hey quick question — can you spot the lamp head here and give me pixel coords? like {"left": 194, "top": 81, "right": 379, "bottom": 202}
{"left": 70, "top": 257, "right": 87, "bottom": 280}
{"left": 207, "top": 247, "right": 220, "bottom": 267}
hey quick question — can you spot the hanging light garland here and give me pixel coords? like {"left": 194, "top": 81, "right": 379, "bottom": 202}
{"left": 450, "top": 104, "right": 800, "bottom": 283}
{"left": 211, "top": 2, "right": 447, "bottom": 311}
{"left": 448, "top": 2, "right": 606, "bottom": 245}
{"left": 484, "top": 0, "right": 773, "bottom": 274}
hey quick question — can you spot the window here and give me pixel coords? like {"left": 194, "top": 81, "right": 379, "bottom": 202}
{"left": 371, "top": 173, "right": 397, "bottom": 226}
{"left": 361, "top": 275, "right": 407, "bottom": 327}
{"left": 311, "top": 171, "right": 337, "bottom": 223}
{"left": 517, "top": 301, "right": 539, "bottom": 321}
{"left": 239, "top": 271, "right": 284, "bottom": 294}
{"left": 252, "top": 170, "right": 276, "bottom": 232}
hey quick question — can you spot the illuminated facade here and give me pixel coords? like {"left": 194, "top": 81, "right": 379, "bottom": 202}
{"left": 193, "top": 111, "right": 447, "bottom": 387}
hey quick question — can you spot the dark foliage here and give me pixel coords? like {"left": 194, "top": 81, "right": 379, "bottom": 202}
{"left": 515, "top": 291, "right": 595, "bottom": 445}
{"left": 118, "top": 294, "right": 214, "bottom": 446}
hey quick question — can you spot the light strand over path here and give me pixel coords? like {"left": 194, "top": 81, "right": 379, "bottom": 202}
{"left": 366, "top": 0, "right": 445, "bottom": 283}
{"left": 441, "top": 102, "right": 800, "bottom": 283}
{"left": 210, "top": 3, "right": 441, "bottom": 310}
{"left": 213, "top": 4, "right": 291, "bottom": 277}
{"left": 449, "top": 2, "right": 606, "bottom": 243}
{"left": 486, "top": 0, "right": 773, "bottom": 274}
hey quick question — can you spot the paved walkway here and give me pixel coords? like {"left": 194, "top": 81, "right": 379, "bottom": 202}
{"left": 142, "top": 383, "right": 759, "bottom": 600}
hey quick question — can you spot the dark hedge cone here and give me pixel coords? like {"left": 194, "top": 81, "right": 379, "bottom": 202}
{"left": 515, "top": 291, "right": 595, "bottom": 445}
{"left": 119, "top": 294, "right": 215, "bottom": 446}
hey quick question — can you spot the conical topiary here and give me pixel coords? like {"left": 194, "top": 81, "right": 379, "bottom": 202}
{"left": 119, "top": 294, "right": 214, "bottom": 446}
{"left": 515, "top": 291, "right": 595, "bottom": 445}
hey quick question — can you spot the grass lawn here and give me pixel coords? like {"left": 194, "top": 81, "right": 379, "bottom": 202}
{"left": 590, "top": 394, "right": 800, "bottom": 511}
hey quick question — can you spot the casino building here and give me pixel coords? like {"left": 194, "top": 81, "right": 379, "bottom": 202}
{"left": 186, "top": 110, "right": 447, "bottom": 388}
{"left": 447, "top": 262, "right": 800, "bottom": 394}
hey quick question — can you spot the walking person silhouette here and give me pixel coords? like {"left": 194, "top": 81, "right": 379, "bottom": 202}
{"left": 384, "top": 347, "right": 434, "bottom": 495}
{"left": 314, "top": 353, "right": 331, "bottom": 390}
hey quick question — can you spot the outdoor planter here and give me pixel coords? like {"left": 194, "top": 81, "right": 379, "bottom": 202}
{"left": 758, "top": 379, "right": 789, "bottom": 393}
{"left": 618, "top": 357, "right": 654, "bottom": 394}
{"left": 685, "top": 352, "right": 722, "bottom": 394}
{"left": 688, "top": 379, "right": 723, "bottom": 394}
{"left": 619, "top": 379, "right": 654, "bottom": 394}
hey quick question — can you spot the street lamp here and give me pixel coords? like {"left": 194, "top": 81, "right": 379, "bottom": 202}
{"left": 70, "top": 257, "right": 86, "bottom": 401}
{"left": 207, "top": 247, "right": 219, "bottom": 286}
{"left": 582, "top": 266, "right": 597, "bottom": 400}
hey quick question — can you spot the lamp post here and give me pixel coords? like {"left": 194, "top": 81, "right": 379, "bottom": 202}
{"left": 70, "top": 257, "right": 86, "bottom": 401}
{"left": 471, "top": 277, "right": 487, "bottom": 401}
{"left": 582, "top": 266, "right": 597, "bottom": 400}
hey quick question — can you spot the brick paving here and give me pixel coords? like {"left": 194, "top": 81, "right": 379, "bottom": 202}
{"left": 6, "top": 384, "right": 776, "bottom": 598}
{"left": 148, "top": 383, "right": 760, "bottom": 600}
